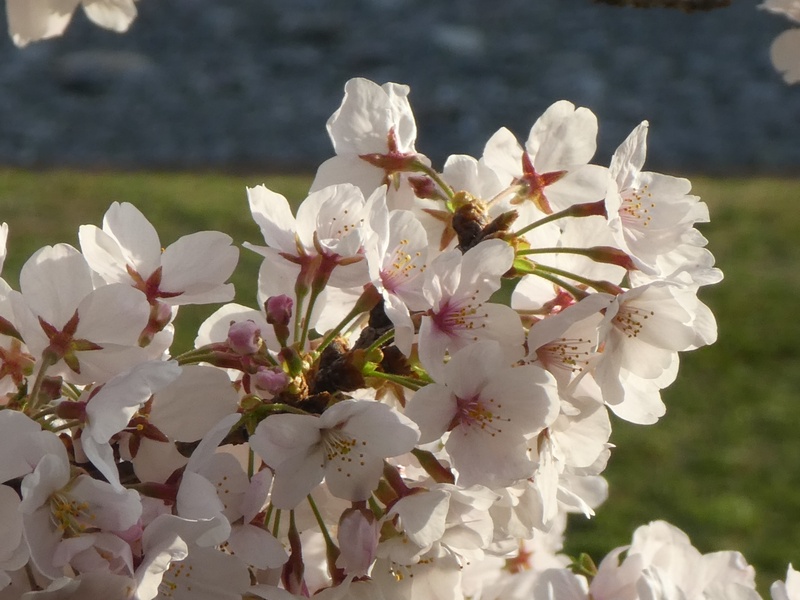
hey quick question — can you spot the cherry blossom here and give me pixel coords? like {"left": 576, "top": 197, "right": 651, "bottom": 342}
{"left": 249, "top": 399, "right": 419, "bottom": 508}
{"left": 405, "top": 341, "right": 559, "bottom": 488}
{"left": 6, "top": 0, "right": 138, "bottom": 47}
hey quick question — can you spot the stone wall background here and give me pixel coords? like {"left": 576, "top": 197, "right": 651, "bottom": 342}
{"left": 0, "top": 0, "right": 796, "bottom": 173}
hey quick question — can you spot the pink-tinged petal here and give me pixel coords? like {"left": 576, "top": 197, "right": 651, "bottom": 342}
{"left": 247, "top": 185, "right": 298, "bottom": 253}
{"left": 151, "top": 367, "right": 240, "bottom": 443}
{"left": 160, "top": 232, "right": 238, "bottom": 304}
{"left": 6, "top": 0, "right": 77, "bottom": 47}
{"left": 228, "top": 524, "right": 288, "bottom": 570}
{"left": 81, "top": 0, "right": 137, "bottom": 32}
{"left": 20, "top": 244, "right": 93, "bottom": 327}
{"left": 404, "top": 384, "right": 457, "bottom": 444}
{"left": 102, "top": 202, "right": 162, "bottom": 278}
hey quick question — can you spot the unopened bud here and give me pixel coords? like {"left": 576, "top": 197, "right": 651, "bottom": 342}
{"left": 253, "top": 368, "right": 290, "bottom": 396}
{"left": 227, "top": 320, "right": 262, "bottom": 355}
{"left": 266, "top": 295, "right": 293, "bottom": 326}
{"left": 266, "top": 295, "right": 293, "bottom": 346}
{"left": 336, "top": 507, "right": 379, "bottom": 577}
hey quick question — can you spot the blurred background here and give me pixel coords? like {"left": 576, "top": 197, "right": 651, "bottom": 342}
{"left": 0, "top": 0, "right": 799, "bottom": 592}
{"left": 0, "top": 0, "right": 797, "bottom": 173}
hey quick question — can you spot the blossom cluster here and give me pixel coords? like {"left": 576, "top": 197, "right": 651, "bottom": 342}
{"left": 0, "top": 77, "right": 792, "bottom": 600}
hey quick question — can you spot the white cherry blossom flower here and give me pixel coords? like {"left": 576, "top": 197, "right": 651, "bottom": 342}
{"left": 20, "top": 452, "right": 142, "bottom": 580}
{"left": 249, "top": 399, "right": 419, "bottom": 508}
{"left": 6, "top": 0, "right": 138, "bottom": 47}
{"left": 80, "top": 202, "right": 238, "bottom": 307}
{"left": 405, "top": 341, "right": 559, "bottom": 488}
{"left": 418, "top": 239, "right": 523, "bottom": 379}
{"left": 311, "top": 78, "right": 420, "bottom": 196}
{"left": 10, "top": 244, "right": 151, "bottom": 385}
{"left": 590, "top": 521, "right": 760, "bottom": 600}
{"left": 482, "top": 101, "right": 607, "bottom": 216}
{"left": 365, "top": 200, "right": 430, "bottom": 355}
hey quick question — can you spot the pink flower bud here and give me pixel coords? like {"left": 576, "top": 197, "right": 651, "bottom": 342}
{"left": 265, "top": 295, "right": 293, "bottom": 327}
{"left": 227, "top": 320, "right": 262, "bottom": 355}
{"left": 336, "top": 507, "right": 379, "bottom": 577}
{"left": 254, "top": 367, "right": 290, "bottom": 396}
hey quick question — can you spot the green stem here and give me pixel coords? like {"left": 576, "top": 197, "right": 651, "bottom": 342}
{"left": 416, "top": 163, "right": 456, "bottom": 201}
{"left": 299, "top": 284, "right": 323, "bottom": 350}
{"left": 272, "top": 509, "right": 282, "bottom": 538}
{"left": 26, "top": 353, "right": 56, "bottom": 413}
{"left": 28, "top": 405, "right": 57, "bottom": 422}
{"left": 514, "top": 200, "right": 607, "bottom": 239}
{"left": 307, "top": 494, "right": 336, "bottom": 548}
{"left": 368, "top": 496, "right": 384, "bottom": 519}
{"left": 515, "top": 265, "right": 589, "bottom": 302}
{"left": 363, "top": 367, "right": 424, "bottom": 391}
{"left": 531, "top": 263, "right": 622, "bottom": 295}
{"left": 363, "top": 329, "right": 395, "bottom": 357}
{"left": 247, "top": 448, "right": 255, "bottom": 479}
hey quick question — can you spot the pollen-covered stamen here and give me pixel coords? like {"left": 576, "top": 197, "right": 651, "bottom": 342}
{"left": 49, "top": 492, "right": 96, "bottom": 537}
{"left": 321, "top": 428, "right": 367, "bottom": 476}
{"left": 380, "top": 238, "right": 425, "bottom": 293}
{"left": 431, "top": 292, "right": 490, "bottom": 340}
{"left": 451, "top": 394, "right": 509, "bottom": 437}
{"left": 535, "top": 336, "right": 595, "bottom": 374}
{"left": 328, "top": 208, "right": 366, "bottom": 241}
{"left": 613, "top": 304, "right": 655, "bottom": 339}
{"left": 620, "top": 184, "right": 655, "bottom": 229}
{"left": 159, "top": 561, "right": 196, "bottom": 598}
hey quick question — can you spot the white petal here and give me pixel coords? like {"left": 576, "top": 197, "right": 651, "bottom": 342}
{"left": 81, "top": 0, "right": 137, "bottom": 32}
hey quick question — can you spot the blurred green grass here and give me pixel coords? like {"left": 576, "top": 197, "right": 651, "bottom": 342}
{"left": 0, "top": 170, "right": 797, "bottom": 590}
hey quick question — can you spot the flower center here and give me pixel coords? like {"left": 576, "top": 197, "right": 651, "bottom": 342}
{"left": 620, "top": 185, "right": 655, "bottom": 229}
{"left": 613, "top": 304, "right": 654, "bottom": 339}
